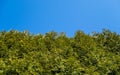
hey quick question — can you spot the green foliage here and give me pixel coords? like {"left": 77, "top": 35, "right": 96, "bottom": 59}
{"left": 0, "top": 29, "right": 120, "bottom": 75}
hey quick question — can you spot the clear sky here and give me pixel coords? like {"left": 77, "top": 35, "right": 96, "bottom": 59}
{"left": 0, "top": 0, "right": 120, "bottom": 36}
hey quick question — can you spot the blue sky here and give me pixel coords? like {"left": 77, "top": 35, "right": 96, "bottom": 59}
{"left": 0, "top": 0, "right": 120, "bottom": 36}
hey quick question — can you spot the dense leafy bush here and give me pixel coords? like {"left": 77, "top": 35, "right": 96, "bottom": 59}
{"left": 0, "top": 29, "right": 120, "bottom": 75}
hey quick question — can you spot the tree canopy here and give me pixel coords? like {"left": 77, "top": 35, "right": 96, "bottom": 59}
{"left": 0, "top": 29, "right": 120, "bottom": 75}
